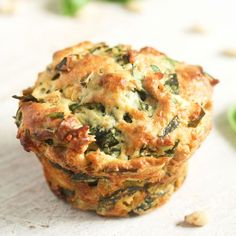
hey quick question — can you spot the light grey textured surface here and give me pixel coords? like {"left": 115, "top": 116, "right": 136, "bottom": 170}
{"left": 0, "top": 0, "right": 236, "bottom": 235}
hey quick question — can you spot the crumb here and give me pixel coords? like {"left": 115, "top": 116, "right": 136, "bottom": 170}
{"left": 125, "top": 1, "right": 143, "bottom": 12}
{"left": 221, "top": 49, "right": 236, "bottom": 58}
{"left": 40, "top": 224, "right": 49, "bottom": 228}
{"left": 29, "top": 225, "right": 36, "bottom": 229}
{"left": 0, "top": 0, "right": 18, "bottom": 14}
{"left": 186, "top": 25, "right": 206, "bottom": 34}
{"left": 182, "top": 211, "right": 208, "bottom": 227}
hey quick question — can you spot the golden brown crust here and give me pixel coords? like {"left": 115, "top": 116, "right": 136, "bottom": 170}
{"left": 14, "top": 41, "right": 217, "bottom": 216}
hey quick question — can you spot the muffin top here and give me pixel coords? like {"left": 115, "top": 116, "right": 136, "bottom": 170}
{"left": 15, "top": 41, "right": 218, "bottom": 175}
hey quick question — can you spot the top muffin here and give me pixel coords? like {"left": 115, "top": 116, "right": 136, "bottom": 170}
{"left": 15, "top": 41, "right": 217, "bottom": 176}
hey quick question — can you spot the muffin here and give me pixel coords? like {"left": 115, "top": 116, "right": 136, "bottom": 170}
{"left": 14, "top": 41, "right": 218, "bottom": 216}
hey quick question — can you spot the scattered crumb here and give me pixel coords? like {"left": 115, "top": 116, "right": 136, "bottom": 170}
{"left": 29, "top": 225, "right": 36, "bottom": 229}
{"left": 179, "top": 211, "right": 208, "bottom": 227}
{"left": 221, "top": 49, "right": 236, "bottom": 58}
{"left": 40, "top": 224, "right": 49, "bottom": 228}
{"left": 186, "top": 25, "right": 206, "bottom": 34}
{"left": 0, "top": 0, "right": 18, "bottom": 15}
{"left": 125, "top": 1, "right": 143, "bottom": 12}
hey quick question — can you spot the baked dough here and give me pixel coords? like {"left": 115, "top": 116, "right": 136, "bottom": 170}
{"left": 14, "top": 42, "right": 218, "bottom": 216}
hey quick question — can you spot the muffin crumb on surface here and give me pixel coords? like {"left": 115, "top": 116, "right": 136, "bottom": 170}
{"left": 179, "top": 211, "right": 208, "bottom": 227}
{"left": 221, "top": 48, "right": 236, "bottom": 58}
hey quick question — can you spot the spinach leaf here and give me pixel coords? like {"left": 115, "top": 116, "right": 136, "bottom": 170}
{"left": 140, "top": 140, "right": 179, "bottom": 158}
{"left": 106, "top": 45, "right": 130, "bottom": 65}
{"left": 123, "top": 113, "right": 132, "bottom": 123}
{"left": 52, "top": 73, "right": 60, "bottom": 81}
{"left": 14, "top": 108, "right": 22, "bottom": 128}
{"left": 90, "top": 127, "right": 121, "bottom": 157}
{"left": 69, "top": 103, "right": 81, "bottom": 113}
{"left": 164, "top": 140, "right": 180, "bottom": 157}
{"left": 90, "top": 127, "right": 119, "bottom": 148}
{"left": 98, "top": 186, "right": 143, "bottom": 212}
{"left": 84, "top": 103, "right": 105, "bottom": 113}
{"left": 116, "top": 53, "right": 130, "bottom": 66}
{"left": 135, "top": 89, "right": 155, "bottom": 117}
{"left": 50, "top": 161, "right": 74, "bottom": 175}
{"left": 103, "top": 147, "right": 121, "bottom": 158}
{"left": 150, "top": 65, "right": 160, "bottom": 73}
{"left": 131, "top": 185, "right": 167, "bottom": 214}
{"left": 105, "top": 168, "right": 138, "bottom": 174}
{"left": 69, "top": 103, "right": 105, "bottom": 114}
{"left": 50, "top": 161, "right": 102, "bottom": 187}
{"left": 55, "top": 57, "right": 68, "bottom": 71}
{"left": 188, "top": 108, "right": 205, "bottom": 128}
{"left": 161, "top": 116, "right": 179, "bottom": 137}
{"left": 133, "top": 196, "right": 154, "bottom": 213}
{"left": 139, "top": 101, "right": 154, "bottom": 117}
{"left": 47, "top": 112, "right": 64, "bottom": 119}
{"left": 136, "top": 89, "right": 148, "bottom": 101}
{"left": 89, "top": 43, "right": 108, "bottom": 53}
{"left": 71, "top": 173, "right": 99, "bottom": 183}
{"left": 44, "top": 139, "right": 54, "bottom": 146}
{"left": 12, "top": 95, "right": 42, "bottom": 103}
{"left": 59, "top": 187, "right": 75, "bottom": 198}
{"left": 164, "top": 74, "right": 179, "bottom": 95}
{"left": 80, "top": 73, "right": 93, "bottom": 87}
{"left": 139, "top": 147, "right": 159, "bottom": 157}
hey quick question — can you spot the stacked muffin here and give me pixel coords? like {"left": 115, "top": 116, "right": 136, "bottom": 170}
{"left": 15, "top": 42, "right": 217, "bottom": 216}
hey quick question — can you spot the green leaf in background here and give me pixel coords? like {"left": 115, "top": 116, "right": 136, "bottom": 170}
{"left": 106, "top": 0, "right": 132, "bottom": 3}
{"left": 228, "top": 105, "right": 236, "bottom": 133}
{"left": 60, "top": 0, "right": 137, "bottom": 16}
{"left": 60, "top": 0, "right": 89, "bottom": 16}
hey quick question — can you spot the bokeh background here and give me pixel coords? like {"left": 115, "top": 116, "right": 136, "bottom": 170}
{"left": 0, "top": 0, "right": 236, "bottom": 235}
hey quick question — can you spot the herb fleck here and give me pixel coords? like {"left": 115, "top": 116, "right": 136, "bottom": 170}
{"left": 50, "top": 161, "right": 74, "bottom": 175}
{"left": 69, "top": 103, "right": 81, "bottom": 113}
{"left": 140, "top": 146, "right": 159, "bottom": 157}
{"left": 188, "top": 108, "right": 205, "bottom": 128}
{"left": 90, "top": 127, "right": 121, "bottom": 157}
{"left": 151, "top": 65, "right": 160, "bottom": 73}
{"left": 164, "top": 74, "right": 179, "bottom": 95}
{"left": 47, "top": 112, "right": 64, "bottom": 119}
{"left": 161, "top": 116, "right": 179, "bottom": 137}
{"left": 80, "top": 72, "right": 93, "bottom": 87}
{"left": 98, "top": 186, "right": 143, "bottom": 212}
{"left": 71, "top": 173, "right": 99, "bottom": 184}
{"left": 14, "top": 108, "right": 22, "bottom": 128}
{"left": 137, "top": 89, "right": 148, "bottom": 101}
{"left": 59, "top": 187, "right": 75, "bottom": 198}
{"left": 12, "top": 95, "right": 42, "bottom": 103}
{"left": 139, "top": 101, "right": 154, "bottom": 117}
{"left": 116, "top": 53, "right": 130, "bottom": 66}
{"left": 55, "top": 57, "right": 68, "bottom": 71}
{"left": 52, "top": 73, "right": 60, "bottom": 81}
{"left": 134, "top": 196, "right": 154, "bottom": 212}
{"left": 164, "top": 140, "right": 180, "bottom": 157}
{"left": 45, "top": 139, "right": 54, "bottom": 146}
{"left": 69, "top": 103, "right": 105, "bottom": 114}
{"left": 123, "top": 113, "right": 133, "bottom": 123}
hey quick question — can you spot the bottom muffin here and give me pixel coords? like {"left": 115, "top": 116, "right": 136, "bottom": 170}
{"left": 40, "top": 157, "right": 187, "bottom": 217}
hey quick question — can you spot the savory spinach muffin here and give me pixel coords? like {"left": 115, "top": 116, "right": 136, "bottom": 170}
{"left": 14, "top": 41, "right": 218, "bottom": 216}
